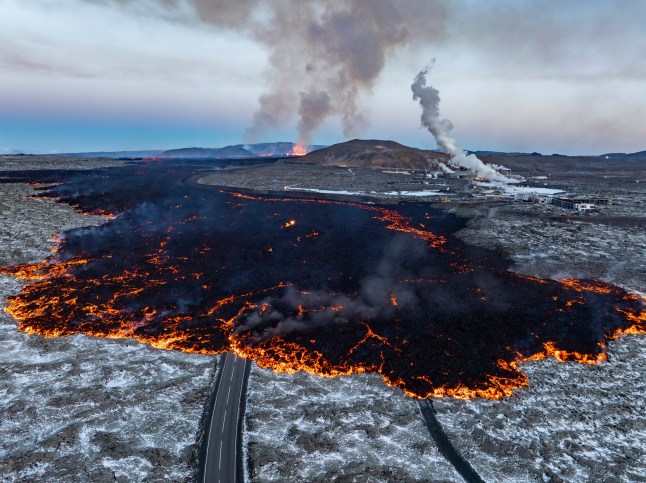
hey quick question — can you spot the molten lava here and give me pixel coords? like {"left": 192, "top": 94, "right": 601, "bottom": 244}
{"left": 291, "top": 144, "right": 308, "bottom": 156}
{"left": 0, "top": 161, "right": 644, "bottom": 400}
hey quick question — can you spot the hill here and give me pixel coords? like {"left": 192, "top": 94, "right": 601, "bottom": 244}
{"left": 55, "top": 150, "right": 165, "bottom": 158}
{"left": 161, "top": 146, "right": 254, "bottom": 159}
{"left": 47, "top": 142, "right": 328, "bottom": 159}
{"left": 242, "top": 142, "right": 325, "bottom": 156}
{"left": 295, "top": 139, "right": 449, "bottom": 170}
{"left": 601, "top": 151, "right": 646, "bottom": 160}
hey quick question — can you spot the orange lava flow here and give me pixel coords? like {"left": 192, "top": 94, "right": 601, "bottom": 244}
{"left": 82, "top": 209, "right": 117, "bottom": 219}
{"left": 291, "top": 144, "right": 308, "bottom": 156}
{"left": 224, "top": 276, "right": 646, "bottom": 400}
{"left": 3, "top": 250, "right": 645, "bottom": 400}
{"left": 0, "top": 258, "right": 89, "bottom": 281}
{"left": 1, "top": 193, "right": 644, "bottom": 401}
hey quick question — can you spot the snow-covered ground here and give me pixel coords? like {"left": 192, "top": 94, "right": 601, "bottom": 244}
{"left": 284, "top": 186, "right": 367, "bottom": 196}
{"left": 475, "top": 181, "right": 564, "bottom": 196}
{"left": 383, "top": 190, "right": 445, "bottom": 197}
{"left": 244, "top": 332, "right": 646, "bottom": 482}
{"left": 439, "top": 191, "right": 646, "bottom": 481}
{"left": 283, "top": 186, "right": 447, "bottom": 198}
{"left": 244, "top": 369, "right": 460, "bottom": 481}
{"left": 0, "top": 181, "right": 217, "bottom": 481}
{"left": 435, "top": 335, "right": 646, "bottom": 482}
{"left": 458, "top": 209, "right": 646, "bottom": 294}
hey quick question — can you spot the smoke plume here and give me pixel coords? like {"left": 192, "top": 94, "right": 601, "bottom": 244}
{"left": 36, "top": 0, "right": 646, "bottom": 153}
{"left": 234, "top": 237, "right": 422, "bottom": 345}
{"left": 411, "top": 64, "right": 510, "bottom": 181}
{"left": 244, "top": 1, "right": 431, "bottom": 149}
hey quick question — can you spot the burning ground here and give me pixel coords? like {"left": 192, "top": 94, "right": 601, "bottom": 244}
{"left": 0, "top": 160, "right": 643, "bottom": 402}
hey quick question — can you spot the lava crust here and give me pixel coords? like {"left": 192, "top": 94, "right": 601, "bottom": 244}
{"left": 1, "top": 161, "right": 644, "bottom": 399}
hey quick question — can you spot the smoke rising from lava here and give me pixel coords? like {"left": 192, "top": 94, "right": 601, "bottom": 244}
{"left": 243, "top": 0, "right": 427, "bottom": 149}
{"left": 235, "top": 238, "right": 420, "bottom": 345}
{"left": 83, "top": 0, "right": 446, "bottom": 147}
{"left": 411, "top": 64, "right": 510, "bottom": 181}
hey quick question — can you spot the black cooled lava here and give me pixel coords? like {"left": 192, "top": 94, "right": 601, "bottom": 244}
{"left": 1, "top": 159, "right": 643, "bottom": 399}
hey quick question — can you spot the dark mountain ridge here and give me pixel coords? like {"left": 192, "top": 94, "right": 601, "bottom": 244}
{"left": 296, "top": 139, "right": 449, "bottom": 170}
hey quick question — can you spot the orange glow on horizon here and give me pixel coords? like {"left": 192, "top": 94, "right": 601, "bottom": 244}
{"left": 291, "top": 144, "right": 308, "bottom": 156}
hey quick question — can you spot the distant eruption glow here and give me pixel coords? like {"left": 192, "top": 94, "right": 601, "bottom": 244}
{"left": 291, "top": 144, "right": 308, "bottom": 156}
{"left": 0, "top": 163, "right": 644, "bottom": 400}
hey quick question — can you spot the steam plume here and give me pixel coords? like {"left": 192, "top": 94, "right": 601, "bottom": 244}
{"left": 412, "top": 64, "right": 511, "bottom": 181}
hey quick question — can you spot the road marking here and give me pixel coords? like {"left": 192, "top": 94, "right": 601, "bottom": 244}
{"left": 204, "top": 353, "right": 229, "bottom": 483}
{"left": 205, "top": 355, "right": 249, "bottom": 483}
{"left": 232, "top": 359, "right": 247, "bottom": 483}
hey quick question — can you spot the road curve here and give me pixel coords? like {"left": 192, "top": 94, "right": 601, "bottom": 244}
{"left": 418, "top": 400, "right": 484, "bottom": 483}
{"left": 202, "top": 352, "right": 251, "bottom": 483}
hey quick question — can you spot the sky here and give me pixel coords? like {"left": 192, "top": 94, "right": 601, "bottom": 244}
{"left": 1, "top": 0, "right": 645, "bottom": 155}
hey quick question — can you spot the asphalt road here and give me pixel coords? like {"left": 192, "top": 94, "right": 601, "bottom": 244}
{"left": 418, "top": 400, "right": 484, "bottom": 483}
{"left": 203, "top": 352, "right": 250, "bottom": 483}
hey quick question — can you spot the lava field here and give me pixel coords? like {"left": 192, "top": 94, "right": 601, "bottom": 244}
{"left": 1, "top": 160, "right": 644, "bottom": 399}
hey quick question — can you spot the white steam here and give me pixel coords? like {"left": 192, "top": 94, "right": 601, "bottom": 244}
{"left": 411, "top": 64, "right": 511, "bottom": 182}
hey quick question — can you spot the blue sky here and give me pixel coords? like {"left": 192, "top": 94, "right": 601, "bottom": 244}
{"left": 1, "top": 0, "right": 645, "bottom": 155}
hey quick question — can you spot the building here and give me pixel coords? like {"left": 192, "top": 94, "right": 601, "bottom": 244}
{"left": 552, "top": 197, "right": 601, "bottom": 211}
{"left": 515, "top": 193, "right": 553, "bottom": 204}
{"left": 445, "top": 171, "right": 476, "bottom": 180}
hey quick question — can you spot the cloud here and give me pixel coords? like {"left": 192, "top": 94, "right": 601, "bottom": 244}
{"left": 1, "top": 0, "right": 645, "bottom": 153}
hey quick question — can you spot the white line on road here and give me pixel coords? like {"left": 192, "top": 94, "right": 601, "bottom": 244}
{"left": 226, "top": 385, "right": 231, "bottom": 404}
{"left": 219, "top": 440, "right": 223, "bottom": 470}
{"left": 232, "top": 359, "right": 245, "bottom": 483}
{"left": 204, "top": 353, "right": 229, "bottom": 483}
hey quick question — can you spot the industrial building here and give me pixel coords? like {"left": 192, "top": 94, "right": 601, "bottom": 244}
{"left": 551, "top": 196, "right": 609, "bottom": 211}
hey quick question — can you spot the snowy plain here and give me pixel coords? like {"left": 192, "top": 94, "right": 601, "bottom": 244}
{"left": 244, "top": 368, "right": 460, "bottom": 481}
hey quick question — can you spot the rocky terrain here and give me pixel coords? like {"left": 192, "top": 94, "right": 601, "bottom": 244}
{"left": 458, "top": 208, "right": 646, "bottom": 293}
{"left": 244, "top": 369, "right": 460, "bottom": 481}
{"left": 434, "top": 335, "right": 646, "bottom": 482}
{"left": 244, "top": 331, "right": 646, "bottom": 482}
{"left": 197, "top": 161, "right": 456, "bottom": 201}
{"left": 0, "top": 155, "right": 126, "bottom": 171}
